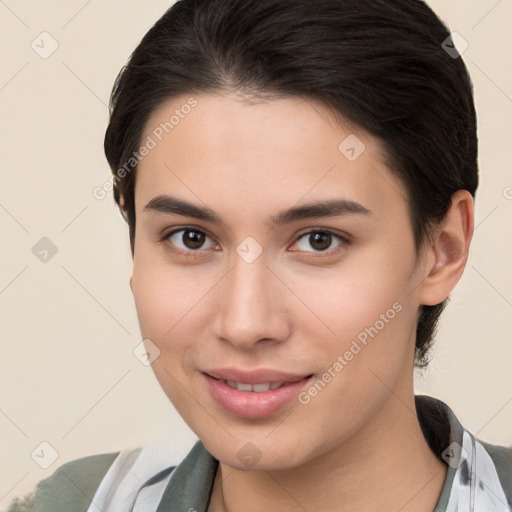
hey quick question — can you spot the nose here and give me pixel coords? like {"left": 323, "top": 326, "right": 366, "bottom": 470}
{"left": 212, "top": 253, "right": 291, "bottom": 350}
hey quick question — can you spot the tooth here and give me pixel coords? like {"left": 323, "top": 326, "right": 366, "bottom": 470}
{"left": 270, "top": 383, "right": 281, "bottom": 390}
{"left": 226, "top": 380, "right": 238, "bottom": 389}
{"left": 236, "top": 382, "right": 253, "bottom": 392}
{"left": 252, "top": 383, "right": 271, "bottom": 392}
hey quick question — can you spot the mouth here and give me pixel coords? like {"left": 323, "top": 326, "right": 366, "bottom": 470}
{"left": 203, "top": 369, "right": 313, "bottom": 419}
{"left": 215, "top": 379, "right": 286, "bottom": 392}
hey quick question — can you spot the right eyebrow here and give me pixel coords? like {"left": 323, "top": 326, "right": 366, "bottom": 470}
{"left": 143, "top": 195, "right": 221, "bottom": 223}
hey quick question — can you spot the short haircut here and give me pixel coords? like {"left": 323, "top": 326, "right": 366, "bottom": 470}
{"left": 104, "top": 0, "right": 479, "bottom": 368}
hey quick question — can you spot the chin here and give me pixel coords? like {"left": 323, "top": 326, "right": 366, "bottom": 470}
{"left": 202, "top": 434, "right": 315, "bottom": 472}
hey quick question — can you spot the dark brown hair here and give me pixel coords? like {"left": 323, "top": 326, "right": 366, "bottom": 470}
{"left": 104, "top": 0, "right": 478, "bottom": 368}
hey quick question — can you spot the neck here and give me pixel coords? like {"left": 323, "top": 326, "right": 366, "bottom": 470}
{"left": 208, "top": 388, "right": 447, "bottom": 512}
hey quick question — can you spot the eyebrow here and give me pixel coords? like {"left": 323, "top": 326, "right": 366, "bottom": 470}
{"left": 143, "top": 194, "right": 372, "bottom": 225}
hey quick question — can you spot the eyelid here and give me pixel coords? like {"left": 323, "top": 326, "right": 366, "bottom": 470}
{"left": 294, "top": 227, "right": 351, "bottom": 243}
{"left": 161, "top": 225, "right": 216, "bottom": 241}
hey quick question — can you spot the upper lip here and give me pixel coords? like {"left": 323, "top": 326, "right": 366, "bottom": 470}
{"left": 204, "top": 368, "right": 312, "bottom": 384}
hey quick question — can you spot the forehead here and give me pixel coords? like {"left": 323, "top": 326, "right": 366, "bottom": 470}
{"left": 134, "top": 92, "right": 407, "bottom": 223}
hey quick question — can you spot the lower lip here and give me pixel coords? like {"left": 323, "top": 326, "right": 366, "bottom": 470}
{"left": 204, "top": 374, "right": 312, "bottom": 419}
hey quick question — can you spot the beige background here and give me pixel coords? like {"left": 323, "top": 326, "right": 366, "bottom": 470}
{"left": 1, "top": 0, "right": 511, "bottom": 506}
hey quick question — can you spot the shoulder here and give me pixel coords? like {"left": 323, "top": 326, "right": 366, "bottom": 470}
{"left": 6, "top": 452, "right": 119, "bottom": 512}
{"left": 479, "top": 438, "right": 512, "bottom": 504}
{"left": 6, "top": 442, "right": 188, "bottom": 512}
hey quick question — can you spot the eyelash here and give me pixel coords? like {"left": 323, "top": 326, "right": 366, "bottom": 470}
{"left": 159, "top": 227, "right": 350, "bottom": 258}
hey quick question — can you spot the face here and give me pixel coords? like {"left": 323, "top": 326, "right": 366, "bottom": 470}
{"left": 130, "top": 92, "right": 429, "bottom": 470}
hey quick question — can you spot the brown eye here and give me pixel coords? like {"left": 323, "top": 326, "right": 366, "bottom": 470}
{"left": 308, "top": 232, "right": 332, "bottom": 251}
{"left": 292, "top": 230, "right": 346, "bottom": 254}
{"left": 166, "top": 228, "right": 216, "bottom": 252}
{"left": 182, "top": 230, "right": 205, "bottom": 249}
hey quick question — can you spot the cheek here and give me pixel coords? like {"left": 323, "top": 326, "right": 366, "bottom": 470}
{"left": 130, "top": 256, "right": 218, "bottom": 371}
{"left": 282, "top": 247, "right": 418, "bottom": 391}
{"left": 291, "top": 269, "right": 417, "bottom": 445}
{"left": 130, "top": 261, "right": 202, "bottom": 406}
{"left": 281, "top": 249, "right": 413, "bottom": 339}
{"left": 131, "top": 251, "right": 199, "bottom": 336}
{"left": 131, "top": 268, "right": 170, "bottom": 340}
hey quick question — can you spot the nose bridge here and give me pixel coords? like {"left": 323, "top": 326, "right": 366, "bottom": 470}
{"left": 214, "top": 251, "right": 287, "bottom": 347}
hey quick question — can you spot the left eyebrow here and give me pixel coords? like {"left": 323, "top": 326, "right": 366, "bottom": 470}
{"left": 142, "top": 194, "right": 372, "bottom": 225}
{"left": 271, "top": 199, "right": 372, "bottom": 225}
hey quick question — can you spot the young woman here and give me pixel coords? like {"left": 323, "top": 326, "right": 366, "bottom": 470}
{"left": 9, "top": 0, "right": 511, "bottom": 510}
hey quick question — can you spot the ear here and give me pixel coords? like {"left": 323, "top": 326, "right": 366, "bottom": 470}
{"left": 418, "top": 190, "right": 474, "bottom": 306}
{"left": 118, "top": 194, "right": 129, "bottom": 223}
{"left": 129, "top": 276, "right": 133, "bottom": 294}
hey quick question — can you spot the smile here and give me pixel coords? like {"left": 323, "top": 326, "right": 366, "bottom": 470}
{"left": 221, "top": 380, "right": 283, "bottom": 392}
{"left": 203, "top": 369, "right": 313, "bottom": 419}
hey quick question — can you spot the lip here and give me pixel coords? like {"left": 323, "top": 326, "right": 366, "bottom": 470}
{"left": 204, "top": 367, "right": 310, "bottom": 384}
{"left": 203, "top": 368, "right": 313, "bottom": 419}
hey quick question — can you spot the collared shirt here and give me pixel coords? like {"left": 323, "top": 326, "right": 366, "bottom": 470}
{"left": 9, "top": 395, "right": 512, "bottom": 511}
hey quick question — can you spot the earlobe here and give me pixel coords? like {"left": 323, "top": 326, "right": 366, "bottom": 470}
{"left": 418, "top": 190, "right": 474, "bottom": 306}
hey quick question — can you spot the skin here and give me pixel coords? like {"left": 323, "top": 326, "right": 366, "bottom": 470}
{"left": 128, "top": 92, "right": 474, "bottom": 511}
